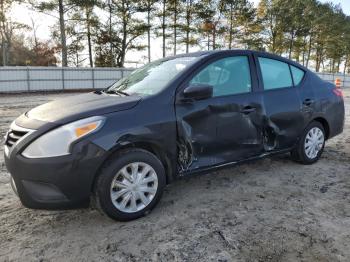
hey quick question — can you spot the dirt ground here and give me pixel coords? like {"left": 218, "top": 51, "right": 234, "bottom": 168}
{"left": 0, "top": 90, "right": 350, "bottom": 262}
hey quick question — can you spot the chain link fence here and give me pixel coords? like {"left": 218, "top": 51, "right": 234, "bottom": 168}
{"left": 0, "top": 66, "right": 348, "bottom": 93}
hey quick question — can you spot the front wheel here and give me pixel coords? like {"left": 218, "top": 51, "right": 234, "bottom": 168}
{"left": 291, "top": 121, "right": 325, "bottom": 165}
{"left": 94, "top": 149, "right": 166, "bottom": 221}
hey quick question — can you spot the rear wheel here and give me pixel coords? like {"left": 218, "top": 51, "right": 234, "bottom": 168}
{"left": 94, "top": 149, "right": 166, "bottom": 221}
{"left": 291, "top": 121, "right": 325, "bottom": 164}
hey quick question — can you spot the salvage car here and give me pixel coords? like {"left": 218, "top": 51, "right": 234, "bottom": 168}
{"left": 4, "top": 50, "right": 345, "bottom": 221}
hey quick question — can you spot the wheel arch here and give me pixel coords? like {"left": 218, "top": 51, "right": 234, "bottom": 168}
{"left": 90, "top": 141, "right": 175, "bottom": 193}
{"left": 312, "top": 117, "right": 330, "bottom": 140}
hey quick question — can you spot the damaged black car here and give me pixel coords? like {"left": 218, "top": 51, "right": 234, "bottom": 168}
{"left": 4, "top": 50, "right": 345, "bottom": 221}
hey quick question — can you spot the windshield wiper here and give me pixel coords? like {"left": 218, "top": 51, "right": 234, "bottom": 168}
{"left": 104, "top": 89, "right": 130, "bottom": 96}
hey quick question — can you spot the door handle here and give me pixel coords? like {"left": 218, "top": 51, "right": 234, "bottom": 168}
{"left": 303, "top": 98, "right": 314, "bottom": 106}
{"left": 240, "top": 106, "right": 256, "bottom": 114}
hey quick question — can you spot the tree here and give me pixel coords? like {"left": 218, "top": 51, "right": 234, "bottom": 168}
{"left": 281, "top": 0, "right": 308, "bottom": 59}
{"left": 67, "top": 36, "right": 86, "bottom": 66}
{"left": 221, "top": 0, "right": 262, "bottom": 50}
{"left": 343, "top": 17, "right": 350, "bottom": 74}
{"left": 197, "top": 0, "right": 225, "bottom": 50}
{"left": 95, "top": 0, "right": 148, "bottom": 67}
{"left": 323, "top": 5, "right": 347, "bottom": 73}
{"left": 58, "top": 18, "right": 87, "bottom": 67}
{"left": 257, "top": 0, "right": 285, "bottom": 54}
{"left": 297, "top": 0, "right": 316, "bottom": 66}
{"left": 168, "top": 0, "right": 182, "bottom": 55}
{"left": 311, "top": 2, "right": 335, "bottom": 72}
{"left": 140, "top": 0, "right": 157, "bottom": 62}
{"left": 30, "top": 41, "right": 58, "bottom": 66}
{"left": 29, "top": 0, "right": 79, "bottom": 66}
{"left": 222, "top": 0, "right": 237, "bottom": 49}
{"left": 69, "top": 0, "right": 99, "bottom": 67}
{"left": 0, "top": 0, "right": 27, "bottom": 66}
{"left": 3, "top": 0, "right": 350, "bottom": 73}
{"left": 0, "top": 34, "right": 57, "bottom": 66}
{"left": 178, "top": 0, "right": 199, "bottom": 53}
{"left": 154, "top": 0, "right": 171, "bottom": 57}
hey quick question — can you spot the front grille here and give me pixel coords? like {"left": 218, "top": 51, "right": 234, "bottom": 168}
{"left": 5, "top": 130, "right": 28, "bottom": 147}
{"left": 4, "top": 123, "right": 33, "bottom": 148}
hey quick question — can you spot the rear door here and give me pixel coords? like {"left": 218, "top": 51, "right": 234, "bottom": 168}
{"left": 175, "top": 52, "right": 265, "bottom": 173}
{"left": 254, "top": 54, "right": 306, "bottom": 150}
{"left": 290, "top": 64, "right": 316, "bottom": 126}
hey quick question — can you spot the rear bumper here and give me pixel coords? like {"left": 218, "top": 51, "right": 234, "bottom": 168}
{"left": 4, "top": 142, "right": 106, "bottom": 209}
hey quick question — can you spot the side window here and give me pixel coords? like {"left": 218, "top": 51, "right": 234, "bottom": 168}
{"left": 291, "top": 65, "right": 305, "bottom": 85}
{"left": 190, "top": 56, "right": 251, "bottom": 97}
{"left": 258, "top": 57, "right": 293, "bottom": 90}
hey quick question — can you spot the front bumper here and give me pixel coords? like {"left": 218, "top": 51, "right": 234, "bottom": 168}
{"left": 4, "top": 141, "right": 107, "bottom": 209}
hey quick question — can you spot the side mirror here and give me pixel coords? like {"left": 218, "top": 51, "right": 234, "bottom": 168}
{"left": 182, "top": 84, "right": 213, "bottom": 101}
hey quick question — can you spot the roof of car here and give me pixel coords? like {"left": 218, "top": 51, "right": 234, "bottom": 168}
{"left": 168, "top": 49, "right": 308, "bottom": 71}
{"left": 168, "top": 49, "right": 286, "bottom": 59}
{"left": 170, "top": 49, "right": 249, "bottom": 57}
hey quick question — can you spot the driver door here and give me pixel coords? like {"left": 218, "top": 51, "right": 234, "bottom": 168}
{"left": 175, "top": 53, "right": 264, "bottom": 173}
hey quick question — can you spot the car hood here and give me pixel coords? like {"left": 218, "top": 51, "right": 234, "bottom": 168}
{"left": 26, "top": 92, "right": 141, "bottom": 124}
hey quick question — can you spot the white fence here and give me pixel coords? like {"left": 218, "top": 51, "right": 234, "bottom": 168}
{"left": 0, "top": 66, "right": 349, "bottom": 93}
{"left": 0, "top": 67, "right": 133, "bottom": 93}
{"left": 317, "top": 72, "right": 350, "bottom": 88}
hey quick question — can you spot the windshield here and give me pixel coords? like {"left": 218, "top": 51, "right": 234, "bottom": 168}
{"left": 106, "top": 56, "right": 199, "bottom": 96}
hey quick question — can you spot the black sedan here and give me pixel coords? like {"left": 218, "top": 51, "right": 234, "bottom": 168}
{"left": 4, "top": 50, "right": 345, "bottom": 221}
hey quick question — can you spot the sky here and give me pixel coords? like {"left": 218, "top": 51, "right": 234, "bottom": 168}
{"left": 8, "top": 0, "right": 350, "bottom": 66}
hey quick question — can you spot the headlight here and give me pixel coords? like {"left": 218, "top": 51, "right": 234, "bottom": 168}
{"left": 22, "top": 116, "right": 105, "bottom": 158}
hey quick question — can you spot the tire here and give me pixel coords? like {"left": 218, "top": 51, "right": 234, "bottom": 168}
{"left": 291, "top": 121, "right": 326, "bottom": 165}
{"left": 94, "top": 148, "right": 166, "bottom": 221}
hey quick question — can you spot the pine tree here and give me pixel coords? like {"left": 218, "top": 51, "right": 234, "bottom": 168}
{"left": 68, "top": 0, "right": 99, "bottom": 67}
{"left": 95, "top": 0, "right": 148, "bottom": 67}
{"left": 154, "top": 0, "right": 172, "bottom": 57}
{"left": 197, "top": 0, "right": 225, "bottom": 50}
{"left": 29, "top": 0, "right": 76, "bottom": 66}
{"left": 178, "top": 0, "right": 200, "bottom": 53}
{"left": 140, "top": 0, "right": 157, "bottom": 62}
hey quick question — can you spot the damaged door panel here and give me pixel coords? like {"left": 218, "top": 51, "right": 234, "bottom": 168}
{"left": 255, "top": 55, "right": 306, "bottom": 150}
{"left": 176, "top": 101, "right": 219, "bottom": 172}
{"left": 214, "top": 95, "right": 264, "bottom": 162}
{"left": 175, "top": 53, "right": 265, "bottom": 173}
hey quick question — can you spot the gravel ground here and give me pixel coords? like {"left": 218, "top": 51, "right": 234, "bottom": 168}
{"left": 0, "top": 91, "right": 350, "bottom": 262}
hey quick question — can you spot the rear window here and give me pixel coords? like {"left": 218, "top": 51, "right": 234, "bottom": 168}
{"left": 290, "top": 65, "right": 305, "bottom": 85}
{"left": 258, "top": 57, "right": 293, "bottom": 90}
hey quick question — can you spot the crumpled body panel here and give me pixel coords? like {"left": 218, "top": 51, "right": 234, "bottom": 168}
{"left": 175, "top": 86, "right": 308, "bottom": 174}
{"left": 176, "top": 93, "right": 267, "bottom": 173}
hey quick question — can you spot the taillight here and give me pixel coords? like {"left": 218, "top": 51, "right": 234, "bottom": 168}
{"left": 332, "top": 88, "right": 343, "bottom": 98}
